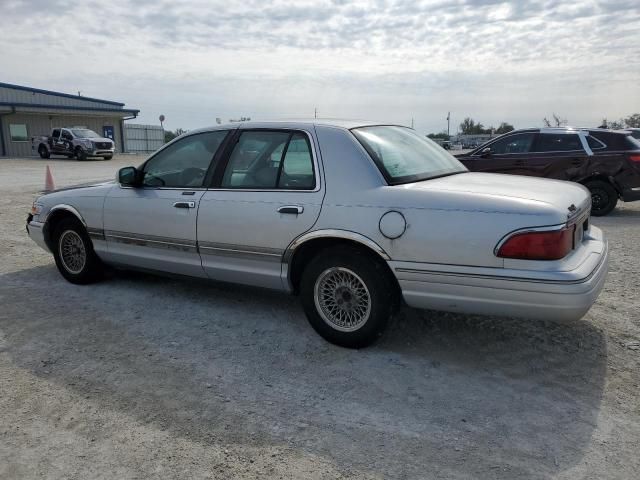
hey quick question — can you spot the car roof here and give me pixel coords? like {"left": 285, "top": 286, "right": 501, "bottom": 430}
{"left": 503, "top": 127, "right": 632, "bottom": 135}
{"left": 187, "top": 119, "right": 403, "bottom": 135}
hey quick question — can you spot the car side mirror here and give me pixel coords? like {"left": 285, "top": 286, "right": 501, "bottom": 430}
{"left": 480, "top": 147, "right": 491, "bottom": 158}
{"left": 118, "top": 166, "right": 140, "bottom": 187}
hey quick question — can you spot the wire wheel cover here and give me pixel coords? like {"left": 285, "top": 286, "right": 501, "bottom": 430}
{"left": 314, "top": 267, "right": 372, "bottom": 332}
{"left": 59, "top": 230, "right": 86, "bottom": 274}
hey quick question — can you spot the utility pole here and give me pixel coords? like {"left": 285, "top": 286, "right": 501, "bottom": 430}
{"left": 314, "top": 107, "right": 317, "bottom": 119}
{"left": 447, "top": 112, "right": 450, "bottom": 138}
{"left": 411, "top": 117, "right": 414, "bottom": 129}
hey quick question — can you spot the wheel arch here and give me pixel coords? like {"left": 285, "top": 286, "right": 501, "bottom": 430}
{"left": 42, "top": 205, "right": 87, "bottom": 250}
{"left": 284, "top": 230, "right": 397, "bottom": 294}
{"left": 580, "top": 174, "right": 622, "bottom": 196}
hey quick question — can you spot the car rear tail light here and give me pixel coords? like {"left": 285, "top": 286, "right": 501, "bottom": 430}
{"left": 628, "top": 154, "right": 640, "bottom": 163}
{"left": 497, "top": 226, "right": 575, "bottom": 260}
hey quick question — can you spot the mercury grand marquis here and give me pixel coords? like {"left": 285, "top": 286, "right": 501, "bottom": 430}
{"left": 27, "top": 121, "right": 608, "bottom": 348}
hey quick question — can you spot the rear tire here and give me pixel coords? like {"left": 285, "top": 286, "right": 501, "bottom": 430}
{"left": 300, "top": 246, "right": 398, "bottom": 348}
{"left": 38, "top": 145, "right": 50, "bottom": 159}
{"left": 585, "top": 180, "right": 618, "bottom": 216}
{"left": 52, "top": 218, "right": 103, "bottom": 284}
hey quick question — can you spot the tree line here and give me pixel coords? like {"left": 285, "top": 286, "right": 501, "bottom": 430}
{"left": 427, "top": 118, "right": 514, "bottom": 140}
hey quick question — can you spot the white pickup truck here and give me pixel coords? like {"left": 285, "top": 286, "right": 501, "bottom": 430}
{"left": 32, "top": 127, "right": 115, "bottom": 160}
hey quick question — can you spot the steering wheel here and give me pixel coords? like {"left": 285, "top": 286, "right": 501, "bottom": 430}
{"left": 181, "top": 167, "right": 206, "bottom": 187}
{"left": 143, "top": 173, "right": 166, "bottom": 187}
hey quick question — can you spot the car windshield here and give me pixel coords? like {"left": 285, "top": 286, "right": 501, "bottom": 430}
{"left": 71, "top": 129, "right": 100, "bottom": 138}
{"left": 351, "top": 125, "right": 467, "bottom": 184}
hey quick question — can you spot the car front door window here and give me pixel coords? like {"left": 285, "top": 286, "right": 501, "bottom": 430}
{"left": 143, "top": 131, "right": 228, "bottom": 188}
{"left": 487, "top": 133, "right": 536, "bottom": 155}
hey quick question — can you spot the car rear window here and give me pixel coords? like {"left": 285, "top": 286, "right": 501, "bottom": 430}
{"left": 589, "top": 131, "right": 631, "bottom": 151}
{"left": 626, "top": 136, "right": 640, "bottom": 150}
{"left": 351, "top": 126, "right": 467, "bottom": 184}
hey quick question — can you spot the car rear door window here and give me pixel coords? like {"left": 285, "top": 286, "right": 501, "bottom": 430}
{"left": 278, "top": 134, "right": 315, "bottom": 189}
{"left": 535, "top": 134, "right": 583, "bottom": 152}
{"left": 142, "top": 130, "right": 228, "bottom": 188}
{"left": 487, "top": 133, "right": 535, "bottom": 155}
{"left": 221, "top": 131, "right": 315, "bottom": 189}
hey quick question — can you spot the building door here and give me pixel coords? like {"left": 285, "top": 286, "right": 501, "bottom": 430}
{"left": 103, "top": 126, "right": 114, "bottom": 140}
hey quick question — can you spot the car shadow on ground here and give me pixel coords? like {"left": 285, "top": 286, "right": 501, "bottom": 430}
{"left": 604, "top": 207, "right": 640, "bottom": 218}
{"left": 0, "top": 265, "right": 607, "bottom": 479}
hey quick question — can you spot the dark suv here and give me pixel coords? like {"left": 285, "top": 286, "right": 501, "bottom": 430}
{"left": 456, "top": 128, "right": 640, "bottom": 215}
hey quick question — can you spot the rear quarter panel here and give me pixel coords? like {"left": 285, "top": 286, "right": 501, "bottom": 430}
{"left": 312, "top": 126, "right": 561, "bottom": 268}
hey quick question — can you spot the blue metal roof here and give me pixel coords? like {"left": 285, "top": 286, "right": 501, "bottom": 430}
{"left": 0, "top": 81, "right": 127, "bottom": 107}
{"left": 0, "top": 101, "right": 139, "bottom": 115}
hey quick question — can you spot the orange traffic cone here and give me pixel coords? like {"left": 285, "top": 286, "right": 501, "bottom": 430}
{"left": 44, "top": 165, "right": 56, "bottom": 192}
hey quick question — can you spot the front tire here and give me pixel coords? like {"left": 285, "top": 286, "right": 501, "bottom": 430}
{"left": 52, "top": 218, "right": 103, "bottom": 284}
{"left": 103, "top": 155, "right": 113, "bottom": 160}
{"left": 38, "top": 145, "right": 50, "bottom": 159}
{"left": 300, "top": 246, "right": 398, "bottom": 348}
{"left": 585, "top": 180, "right": 618, "bottom": 216}
{"left": 75, "top": 147, "right": 87, "bottom": 161}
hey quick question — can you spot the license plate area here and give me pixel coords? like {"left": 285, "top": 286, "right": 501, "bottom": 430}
{"left": 574, "top": 222, "right": 584, "bottom": 247}
{"left": 571, "top": 215, "right": 589, "bottom": 249}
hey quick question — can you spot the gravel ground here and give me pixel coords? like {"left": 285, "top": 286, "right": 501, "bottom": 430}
{"left": 1, "top": 156, "right": 639, "bottom": 479}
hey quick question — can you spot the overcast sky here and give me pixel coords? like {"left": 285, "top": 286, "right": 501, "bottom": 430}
{"left": 2, "top": 0, "right": 639, "bottom": 133}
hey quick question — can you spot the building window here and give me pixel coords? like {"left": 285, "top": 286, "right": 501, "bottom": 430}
{"left": 9, "top": 124, "right": 28, "bottom": 142}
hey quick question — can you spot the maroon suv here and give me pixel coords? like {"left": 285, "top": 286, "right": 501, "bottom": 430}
{"left": 455, "top": 127, "right": 640, "bottom": 215}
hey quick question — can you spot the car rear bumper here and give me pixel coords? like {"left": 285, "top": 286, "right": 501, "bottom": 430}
{"left": 391, "top": 226, "right": 608, "bottom": 322}
{"left": 622, "top": 187, "right": 640, "bottom": 202}
{"left": 26, "top": 218, "right": 50, "bottom": 253}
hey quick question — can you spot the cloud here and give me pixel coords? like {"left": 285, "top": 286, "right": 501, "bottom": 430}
{"left": 1, "top": 0, "right": 638, "bottom": 132}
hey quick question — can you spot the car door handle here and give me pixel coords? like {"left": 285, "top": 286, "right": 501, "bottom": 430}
{"left": 278, "top": 205, "right": 304, "bottom": 214}
{"left": 173, "top": 201, "right": 196, "bottom": 209}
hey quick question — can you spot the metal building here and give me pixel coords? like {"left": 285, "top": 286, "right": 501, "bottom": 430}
{"left": 124, "top": 123, "right": 165, "bottom": 153}
{"left": 0, "top": 81, "right": 139, "bottom": 157}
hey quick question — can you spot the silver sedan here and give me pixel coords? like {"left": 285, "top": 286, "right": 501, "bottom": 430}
{"left": 27, "top": 120, "right": 608, "bottom": 347}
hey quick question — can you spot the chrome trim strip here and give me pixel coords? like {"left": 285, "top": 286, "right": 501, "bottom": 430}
{"left": 471, "top": 149, "right": 586, "bottom": 157}
{"left": 43, "top": 204, "right": 87, "bottom": 227}
{"left": 86, "top": 227, "right": 105, "bottom": 241}
{"left": 198, "top": 241, "right": 283, "bottom": 261}
{"left": 105, "top": 230, "right": 197, "bottom": 253}
{"left": 119, "top": 186, "right": 208, "bottom": 191}
{"left": 395, "top": 258, "right": 605, "bottom": 285}
{"left": 284, "top": 229, "right": 391, "bottom": 264}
